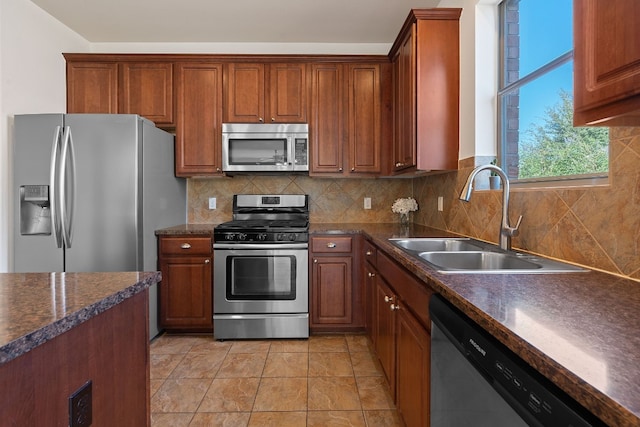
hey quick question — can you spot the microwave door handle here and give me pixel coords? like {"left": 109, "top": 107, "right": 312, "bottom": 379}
{"left": 49, "top": 126, "right": 63, "bottom": 248}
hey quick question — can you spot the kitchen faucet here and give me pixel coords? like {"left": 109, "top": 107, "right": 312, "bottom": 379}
{"left": 459, "top": 165, "right": 522, "bottom": 251}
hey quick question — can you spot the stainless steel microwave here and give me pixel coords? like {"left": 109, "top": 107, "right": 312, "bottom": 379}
{"left": 222, "top": 123, "right": 309, "bottom": 173}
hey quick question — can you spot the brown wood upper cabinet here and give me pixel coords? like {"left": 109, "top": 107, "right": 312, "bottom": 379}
{"left": 224, "top": 62, "right": 308, "bottom": 123}
{"left": 388, "top": 9, "right": 461, "bottom": 173}
{"left": 65, "top": 56, "right": 175, "bottom": 128}
{"left": 309, "top": 62, "right": 390, "bottom": 176}
{"left": 175, "top": 62, "right": 224, "bottom": 177}
{"left": 573, "top": 0, "right": 640, "bottom": 126}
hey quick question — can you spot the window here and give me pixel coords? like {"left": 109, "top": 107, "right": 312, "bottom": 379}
{"left": 498, "top": 0, "right": 609, "bottom": 184}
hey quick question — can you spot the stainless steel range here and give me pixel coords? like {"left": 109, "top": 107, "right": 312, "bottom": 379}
{"left": 213, "top": 194, "right": 309, "bottom": 340}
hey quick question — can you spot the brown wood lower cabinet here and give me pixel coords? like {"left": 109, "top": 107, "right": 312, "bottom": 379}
{"left": 310, "top": 234, "right": 364, "bottom": 332}
{"left": 158, "top": 235, "right": 213, "bottom": 332}
{"left": 364, "top": 238, "right": 433, "bottom": 427}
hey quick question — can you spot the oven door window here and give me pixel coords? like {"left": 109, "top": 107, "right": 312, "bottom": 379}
{"left": 227, "top": 255, "right": 296, "bottom": 300}
{"left": 227, "top": 138, "right": 288, "bottom": 165}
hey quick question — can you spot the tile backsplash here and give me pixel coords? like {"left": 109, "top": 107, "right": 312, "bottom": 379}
{"left": 188, "top": 176, "right": 413, "bottom": 225}
{"left": 187, "top": 126, "right": 640, "bottom": 281}
{"left": 414, "top": 127, "right": 640, "bottom": 281}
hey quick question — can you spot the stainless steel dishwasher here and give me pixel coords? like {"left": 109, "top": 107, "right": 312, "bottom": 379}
{"left": 429, "top": 294, "right": 606, "bottom": 427}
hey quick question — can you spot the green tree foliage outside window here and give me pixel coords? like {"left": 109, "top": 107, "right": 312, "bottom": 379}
{"left": 518, "top": 90, "right": 609, "bottom": 179}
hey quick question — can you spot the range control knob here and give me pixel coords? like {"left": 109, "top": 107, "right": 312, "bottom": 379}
{"left": 237, "top": 233, "right": 247, "bottom": 241}
{"left": 225, "top": 233, "right": 236, "bottom": 241}
{"left": 257, "top": 233, "right": 268, "bottom": 241}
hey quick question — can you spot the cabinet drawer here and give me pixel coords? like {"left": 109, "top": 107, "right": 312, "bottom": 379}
{"left": 160, "top": 236, "right": 212, "bottom": 255}
{"left": 363, "top": 239, "right": 377, "bottom": 266}
{"left": 377, "top": 250, "right": 432, "bottom": 330}
{"left": 311, "top": 236, "right": 353, "bottom": 253}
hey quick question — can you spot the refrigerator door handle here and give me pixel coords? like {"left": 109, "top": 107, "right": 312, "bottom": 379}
{"left": 59, "top": 126, "right": 77, "bottom": 248}
{"left": 49, "top": 126, "right": 64, "bottom": 248}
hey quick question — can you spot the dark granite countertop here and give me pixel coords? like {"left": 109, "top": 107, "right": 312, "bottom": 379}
{"left": 155, "top": 223, "right": 216, "bottom": 236}
{"left": 312, "top": 223, "right": 640, "bottom": 427}
{"left": 0, "top": 271, "right": 160, "bottom": 366}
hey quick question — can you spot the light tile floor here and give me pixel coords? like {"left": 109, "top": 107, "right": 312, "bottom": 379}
{"left": 150, "top": 334, "right": 403, "bottom": 427}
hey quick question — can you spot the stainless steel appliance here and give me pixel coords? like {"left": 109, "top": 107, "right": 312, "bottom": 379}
{"left": 430, "top": 295, "right": 606, "bottom": 427}
{"left": 221, "top": 123, "right": 309, "bottom": 173}
{"left": 213, "top": 194, "right": 309, "bottom": 339}
{"left": 12, "top": 114, "right": 186, "bottom": 339}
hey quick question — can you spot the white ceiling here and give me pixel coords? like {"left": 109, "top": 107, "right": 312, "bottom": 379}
{"left": 30, "top": 0, "right": 442, "bottom": 44}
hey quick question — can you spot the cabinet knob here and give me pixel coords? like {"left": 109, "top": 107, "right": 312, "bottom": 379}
{"left": 259, "top": 117, "right": 264, "bottom": 123}
{"left": 384, "top": 295, "right": 393, "bottom": 303}
{"left": 338, "top": 167, "right": 343, "bottom": 172}
{"left": 271, "top": 117, "right": 275, "bottom": 122}
{"left": 368, "top": 272, "right": 376, "bottom": 278}
{"left": 395, "top": 162, "right": 405, "bottom": 167}
{"left": 351, "top": 167, "right": 355, "bottom": 172}
{"left": 180, "top": 243, "right": 192, "bottom": 249}
{"left": 326, "top": 242, "right": 337, "bottom": 248}
{"left": 366, "top": 250, "right": 372, "bottom": 256}
{"left": 313, "top": 259, "right": 318, "bottom": 263}
{"left": 390, "top": 303, "right": 400, "bottom": 311}
{"left": 204, "top": 259, "right": 210, "bottom": 264}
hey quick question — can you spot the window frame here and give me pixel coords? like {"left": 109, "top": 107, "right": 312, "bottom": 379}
{"left": 496, "top": 0, "right": 609, "bottom": 188}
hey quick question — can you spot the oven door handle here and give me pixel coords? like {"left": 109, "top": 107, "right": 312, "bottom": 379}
{"left": 213, "top": 243, "right": 309, "bottom": 250}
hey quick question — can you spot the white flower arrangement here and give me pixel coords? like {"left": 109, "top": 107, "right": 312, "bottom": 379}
{"left": 391, "top": 197, "right": 418, "bottom": 214}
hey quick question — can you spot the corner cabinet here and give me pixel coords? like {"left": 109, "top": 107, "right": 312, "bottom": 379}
{"left": 310, "top": 234, "right": 364, "bottom": 331}
{"left": 309, "top": 62, "right": 391, "bottom": 176}
{"left": 364, "top": 239, "right": 433, "bottom": 427}
{"left": 158, "top": 235, "right": 213, "bottom": 332}
{"left": 388, "top": 9, "right": 461, "bottom": 173}
{"left": 175, "top": 62, "right": 224, "bottom": 176}
{"left": 573, "top": 0, "right": 640, "bottom": 126}
{"left": 224, "top": 62, "right": 308, "bottom": 123}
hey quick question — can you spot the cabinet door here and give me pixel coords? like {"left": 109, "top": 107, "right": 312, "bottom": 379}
{"left": 309, "top": 63, "right": 345, "bottom": 174}
{"left": 393, "top": 26, "right": 417, "bottom": 172}
{"left": 175, "top": 62, "right": 224, "bottom": 176}
{"left": 159, "top": 255, "right": 213, "bottom": 330}
{"left": 119, "top": 62, "right": 174, "bottom": 126}
{"left": 574, "top": 0, "right": 640, "bottom": 126}
{"left": 66, "top": 62, "right": 118, "bottom": 114}
{"left": 311, "top": 256, "right": 353, "bottom": 325}
{"left": 396, "top": 305, "right": 430, "bottom": 427}
{"left": 374, "top": 277, "right": 396, "bottom": 396}
{"left": 269, "top": 63, "right": 308, "bottom": 123}
{"left": 347, "top": 64, "right": 382, "bottom": 174}
{"left": 225, "top": 63, "right": 265, "bottom": 123}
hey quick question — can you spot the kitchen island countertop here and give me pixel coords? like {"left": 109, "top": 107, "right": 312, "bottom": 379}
{"left": 312, "top": 223, "right": 640, "bottom": 427}
{"left": 0, "top": 271, "right": 160, "bottom": 365}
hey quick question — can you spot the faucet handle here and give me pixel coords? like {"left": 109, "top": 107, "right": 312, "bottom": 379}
{"left": 507, "top": 215, "right": 523, "bottom": 237}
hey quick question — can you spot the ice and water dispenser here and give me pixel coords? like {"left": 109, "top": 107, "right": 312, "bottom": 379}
{"left": 19, "top": 185, "right": 51, "bottom": 235}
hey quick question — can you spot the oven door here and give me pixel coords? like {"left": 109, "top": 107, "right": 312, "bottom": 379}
{"left": 213, "top": 243, "right": 308, "bottom": 314}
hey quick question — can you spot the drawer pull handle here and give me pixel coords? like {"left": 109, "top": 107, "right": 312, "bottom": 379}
{"left": 327, "top": 242, "right": 337, "bottom": 248}
{"left": 181, "top": 243, "right": 192, "bottom": 249}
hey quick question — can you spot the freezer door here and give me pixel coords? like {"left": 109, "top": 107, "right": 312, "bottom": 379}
{"left": 64, "top": 114, "right": 140, "bottom": 272}
{"left": 13, "top": 114, "right": 65, "bottom": 272}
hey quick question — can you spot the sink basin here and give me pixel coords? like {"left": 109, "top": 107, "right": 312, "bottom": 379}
{"left": 388, "top": 237, "right": 588, "bottom": 274}
{"left": 389, "top": 238, "right": 482, "bottom": 252}
{"left": 420, "top": 251, "right": 542, "bottom": 272}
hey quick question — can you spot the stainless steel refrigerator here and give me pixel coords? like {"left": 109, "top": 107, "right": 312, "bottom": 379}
{"left": 12, "top": 114, "right": 186, "bottom": 338}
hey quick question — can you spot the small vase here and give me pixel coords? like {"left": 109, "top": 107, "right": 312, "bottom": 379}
{"left": 399, "top": 213, "right": 410, "bottom": 226}
{"left": 489, "top": 175, "right": 501, "bottom": 190}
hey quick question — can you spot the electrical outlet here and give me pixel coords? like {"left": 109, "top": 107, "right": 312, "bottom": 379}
{"left": 438, "top": 196, "right": 444, "bottom": 212}
{"left": 364, "top": 197, "right": 372, "bottom": 210}
{"left": 208, "top": 197, "right": 217, "bottom": 210}
{"left": 69, "top": 380, "right": 92, "bottom": 427}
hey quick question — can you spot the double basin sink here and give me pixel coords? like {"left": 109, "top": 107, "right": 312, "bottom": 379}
{"left": 389, "top": 238, "right": 587, "bottom": 274}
